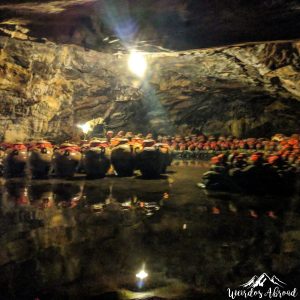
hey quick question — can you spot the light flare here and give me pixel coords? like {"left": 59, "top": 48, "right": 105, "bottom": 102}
{"left": 136, "top": 269, "right": 148, "bottom": 280}
{"left": 128, "top": 50, "right": 147, "bottom": 77}
{"left": 77, "top": 123, "right": 91, "bottom": 134}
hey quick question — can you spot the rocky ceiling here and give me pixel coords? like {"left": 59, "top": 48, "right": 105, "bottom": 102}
{"left": 1, "top": 0, "right": 300, "bottom": 51}
{"left": 0, "top": 0, "right": 300, "bottom": 141}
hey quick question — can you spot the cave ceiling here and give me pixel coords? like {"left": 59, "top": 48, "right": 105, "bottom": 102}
{"left": 0, "top": 0, "right": 300, "bottom": 52}
{"left": 0, "top": 1, "right": 300, "bottom": 141}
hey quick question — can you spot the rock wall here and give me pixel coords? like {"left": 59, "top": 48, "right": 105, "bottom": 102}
{"left": 0, "top": 37, "right": 300, "bottom": 141}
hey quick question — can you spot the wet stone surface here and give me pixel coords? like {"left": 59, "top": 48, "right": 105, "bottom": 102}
{"left": 0, "top": 161, "right": 300, "bottom": 299}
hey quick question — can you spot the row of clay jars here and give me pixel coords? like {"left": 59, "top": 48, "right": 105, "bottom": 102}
{"left": 1, "top": 140, "right": 173, "bottom": 179}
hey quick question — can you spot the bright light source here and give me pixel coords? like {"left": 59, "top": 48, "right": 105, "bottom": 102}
{"left": 128, "top": 50, "right": 147, "bottom": 77}
{"left": 77, "top": 123, "right": 91, "bottom": 134}
{"left": 136, "top": 269, "right": 148, "bottom": 280}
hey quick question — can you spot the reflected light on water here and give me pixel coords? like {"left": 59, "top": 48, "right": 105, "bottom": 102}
{"left": 0, "top": 163, "right": 298, "bottom": 299}
{"left": 136, "top": 269, "right": 148, "bottom": 280}
{"left": 136, "top": 265, "right": 148, "bottom": 289}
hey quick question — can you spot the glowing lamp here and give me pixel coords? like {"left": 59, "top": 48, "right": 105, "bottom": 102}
{"left": 77, "top": 123, "right": 91, "bottom": 134}
{"left": 128, "top": 50, "right": 147, "bottom": 77}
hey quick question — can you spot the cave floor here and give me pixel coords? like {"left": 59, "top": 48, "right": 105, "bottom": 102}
{"left": 0, "top": 161, "right": 300, "bottom": 299}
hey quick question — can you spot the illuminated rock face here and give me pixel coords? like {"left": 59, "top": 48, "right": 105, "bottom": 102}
{"left": 0, "top": 37, "right": 300, "bottom": 140}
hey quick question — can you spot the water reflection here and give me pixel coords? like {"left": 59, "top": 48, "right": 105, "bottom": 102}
{"left": 1, "top": 179, "right": 168, "bottom": 217}
{"left": 0, "top": 165, "right": 299, "bottom": 299}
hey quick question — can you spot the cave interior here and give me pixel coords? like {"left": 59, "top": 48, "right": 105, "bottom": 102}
{"left": 0, "top": 0, "right": 299, "bottom": 141}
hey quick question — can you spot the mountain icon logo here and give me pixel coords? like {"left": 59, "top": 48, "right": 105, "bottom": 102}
{"left": 241, "top": 273, "right": 287, "bottom": 288}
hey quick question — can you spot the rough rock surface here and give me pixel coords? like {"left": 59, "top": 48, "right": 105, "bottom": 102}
{"left": 1, "top": 0, "right": 300, "bottom": 51}
{"left": 0, "top": 37, "right": 300, "bottom": 141}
